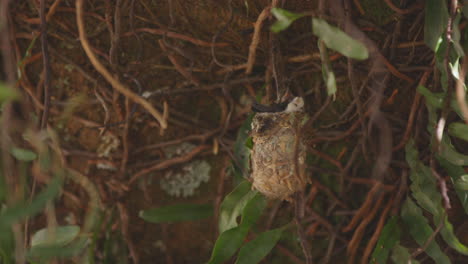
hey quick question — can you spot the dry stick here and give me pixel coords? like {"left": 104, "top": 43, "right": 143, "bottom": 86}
{"left": 39, "top": 0, "right": 51, "bottom": 129}
{"left": 342, "top": 183, "right": 382, "bottom": 232}
{"left": 117, "top": 202, "right": 139, "bottom": 263}
{"left": 393, "top": 67, "right": 432, "bottom": 151}
{"left": 277, "top": 243, "right": 307, "bottom": 264}
{"left": 351, "top": 0, "right": 365, "bottom": 15}
{"left": 430, "top": 158, "right": 451, "bottom": 210}
{"left": 129, "top": 145, "right": 209, "bottom": 184}
{"left": 158, "top": 40, "right": 200, "bottom": 85}
{"left": 131, "top": 28, "right": 228, "bottom": 47}
{"left": 456, "top": 56, "right": 468, "bottom": 124}
{"left": 45, "top": 0, "right": 62, "bottom": 21}
{"left": 361, "top": 196, "right": 393, "bottom": 264}
{"left": 119, "top": 97, "right": 130, "bottom": 176}
{"left": 347, "top": 193, "right": 385, "bottom": 264}
{"left": 76, "top": 0, "right": 167, "bottom": 129}
{"left": 383, "top": 0, "right": 423, "bottom": 15}
{"left": 245, "top": 7, "right": 270, "bottom": 74}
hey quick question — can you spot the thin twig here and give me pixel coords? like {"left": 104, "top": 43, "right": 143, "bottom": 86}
{"left": 129, "top": 145, "right": 209, "bottom": 184}
{"left": 76, "top": 0, "right": 167, "bottom": 129}
{"left": 40, "top": 0, "right": 51, "bottom": 129}
{"left": 246, "top": 7, "right": 270, "bottom": 74}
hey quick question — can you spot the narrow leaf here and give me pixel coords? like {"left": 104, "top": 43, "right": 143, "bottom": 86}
{"left": 0, "top": 83, "right": 19, "bottom": 101}
{"left": 448, "top": 122, "right": 468, "bottom": 142}
{"left": 438, "top": 155, "right": 468, "bottom": 214}
{"left": 233, "top": 114, "right": 253, "bottom": 182}
{"left": 208, "top": 225, "right": 249, "bottom": 264}
{"left": 400, "top": 198, "right": 450, "bottom": 264}
{"left": 209, "top": 190, "right": 267, "bottom": 264}
{"left": 10, "top": 147, "right": 37, "bottom": 161}
{"left": 31, "top": 225, "right": 80, "bottom": 247}
{"left": 270, "top": 8, "right": 304, "bottom": 33}
{"left": 454, "top": 175, "right": 468, "bottom": 190}
{"left": 0, "top": 177, "right": 62, "bottom": 228}
{"left": 235, "top": 227, "right": 284, "bottom": 264}
{"left": 240, "top": 193, "right": 267, "bottom": 228}
{"left": 371, "top": 216, "right": 400, "bottom": 264}
{"left": 312, "top": 18, "right": 368, "bottom": 60}
{"left": 424, "top": 0, "right": 449, "bottom": 51}
{"left": 219, "top": 181, "right": 256, "bottom": 233}
{"left": 139, "top": 203, "right": 212, "bottom": 223}
{"left": 391, "top": 244, "right": 420, "bottom": 264}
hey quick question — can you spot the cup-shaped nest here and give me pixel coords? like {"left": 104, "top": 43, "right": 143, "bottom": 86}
{"left": 250, "top": 111, "right": 309, "bottom": 201}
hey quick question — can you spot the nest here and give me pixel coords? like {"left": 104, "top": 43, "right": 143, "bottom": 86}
{"left": 250, "top": 110, "right": 309, "bottom": 200}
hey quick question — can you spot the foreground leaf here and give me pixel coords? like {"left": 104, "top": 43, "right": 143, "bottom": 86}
{"left": 448, "top": 123, "right": 468, "bottom": 142}
{"left": 233, "top": 114, "right": 253, "bottom": 183}
{"left": 407, "top": 142, "right": 468, "bottom": 255}
{"left": 10, "top": 147, "right": 37, "bottom": 161}
{"left": 139, "top": 203, "right": 212, "bottom": 223}
{"left": 31, "top": 225, "right": 80, "bottom": 248}
{"left": 209, "top": 191, "right": 267, "bottom": 263}
{"left": 235, "top": 227, "right": 284, "bottom": 264}
{"left": 270, "top": 8, "right": 304, "bottom": 33}
{"left": 312, "top": 18, "right": 368, "bottom": 60}
{"left": 424, "top": 0, "right": 449, "bottom": 51}
{"left": 0, "top": 82, "right": 19, "bottom": 101}
{"left": 391, "top": 244, "right": 420, "bottom": 264}
{"left": 401, "top": 198, "right": 450, "bottom": 264}
{"left": 0, "top": 177, "right": 62, "bottom": 228}
{"left": 371, "top": 216, "right": 400, "bottom": 264}
{"left": 208, "top": 225, "right": 249, "bottom": 264}
{"left": 219, "top": 181, "right": 256, "bottom": 233}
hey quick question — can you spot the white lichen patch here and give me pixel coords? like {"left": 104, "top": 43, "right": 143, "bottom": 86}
{"left": 160, "top": 160, "right": 211, "bottom": 198}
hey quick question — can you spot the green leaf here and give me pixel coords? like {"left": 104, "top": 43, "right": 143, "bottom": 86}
{"left": 454, "top": 175, "right": 468, "bottom": 190}
{"left": 400, "top": 198, "right": 451, "bottom": 264}
{"left": 325, "top": 71, "right": 337, "bottom": 96}
{"left": 240, "top": 193, "right": 267, "bottom": 227}
{"left": 219, "top": 181, "right": 257, "bottom": 233}
{"left": 390, "top": 244, "right": 420, "bottom": 264}
{"left": 439, "top": 135, "right": 468, "bottom": 166}
{"left": 0, "top": 177, "right": 62, "bottom": 228}
{"left": 312, "top": 18, "right": 368, "bottom": 60}
{"left": 208, "top": 225, "right": 249, "bottom": 264}
{"left": 233, "top": 114, "right": 253, "bottom": 183}
{"left": 270, "top": 8, "right": 304, "bottom": 33}
{"left": 424, "top": 0, "right": 449, "bottom": 51}
{"left": 451, "top": 15, "right": 465, "bottom": 57}
{"left": 27, "top": 238, "right": 88, "bottom": 260}
{"left": 139, "top": 203, "right": 212, "bottom": 223}
{"left": 10, "top": 147, "right": 37, "bottom": 161}
{"left": 0, "top": 82, "right": 19, "bottom": 102}
{"left": 209, "top": 190, "right": 267, "bottom": 264}
{"left": 407, "top": 142, "right": 468, "bottom": 255}
{"left": 438, "top": 157, "right": 468, "bottom": 214}
{"left": 448, "top": 123, "right": 468, "bottom": 142}
{"left": 370, "top": 216, "right": 400, "bottom": 264}
{"left": 31, "top": 225, "right": 80, "bottom": 248}
{"left": 417, "top": 85, "right": 444, "bottom": 108}
{"left": 245, "top": 137, "right": 253, "bottom": 150}
{"left": 235, "top": 227, "right": 284, "bottom": 264}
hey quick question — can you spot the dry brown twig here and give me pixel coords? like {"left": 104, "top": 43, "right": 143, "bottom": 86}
{"left": 128, "top": 145, "right": 209, "bottom": 184}
{"left": 246, "top": 7, "right": 270, "bottom": 74}
{"left": 76, "top": 0, "right": 167, "bottom": 129}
